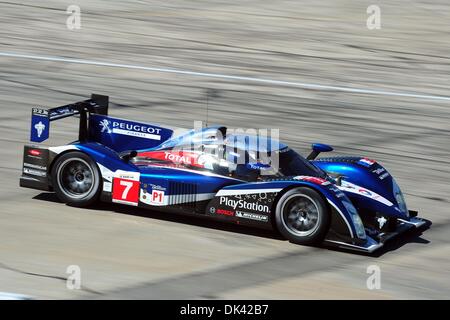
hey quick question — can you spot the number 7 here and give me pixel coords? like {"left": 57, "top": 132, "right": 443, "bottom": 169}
{"left": 120, "top": 180, "right": 133, "bottom": 199}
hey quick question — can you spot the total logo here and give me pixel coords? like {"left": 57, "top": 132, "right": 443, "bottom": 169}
{"left": 164, "top": 151, "right": 195, "bottom": 165}
{"left": 137, "top": 151, "right": 204, "bottom": 168}
{"left": 99, "top": 119, "right": 162, "bottom": 140}
{"left": 220, "top": 196, "right": 270, "bottom": 213}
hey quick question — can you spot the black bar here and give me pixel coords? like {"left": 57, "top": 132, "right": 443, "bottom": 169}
{"left": 45, "top": 94, "right": 109, "bottom": 142}
{"left": 79, "top": 109, "right": 88, "bottom": 142}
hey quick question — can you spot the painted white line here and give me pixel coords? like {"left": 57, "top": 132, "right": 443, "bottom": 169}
{"left": 1, "top": 51, "right": 450, "bottom": 101}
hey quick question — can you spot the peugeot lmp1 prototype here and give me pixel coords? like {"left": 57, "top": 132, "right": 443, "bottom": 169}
{"left": 20, "top": 94, "right": 427, "bottom": 252}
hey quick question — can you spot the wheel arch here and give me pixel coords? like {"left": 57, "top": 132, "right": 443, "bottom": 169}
{"left": 48, "top": 147, "right": 100, "bottom": 189}
{"left": 269, "top": 182, "right": 332, "bottom": 230}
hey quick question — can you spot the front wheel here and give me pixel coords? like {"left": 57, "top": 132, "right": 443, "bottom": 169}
{"left": 275, "top": 187, "right": 330, "bottom": 245}
{"left": 51, "top": 151, "right": 102, "bottom": 207}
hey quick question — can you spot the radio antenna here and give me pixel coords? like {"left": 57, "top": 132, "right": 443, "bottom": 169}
{"left": 205, "top": 90, "right": 209, "bottom": 128}
{"left": 205, "top": 89, "right": 219, "bottom": 128}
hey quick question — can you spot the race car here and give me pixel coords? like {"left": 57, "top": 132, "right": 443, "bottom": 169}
{"left": 20, "top": 94, "right": 427, "bottom": 253}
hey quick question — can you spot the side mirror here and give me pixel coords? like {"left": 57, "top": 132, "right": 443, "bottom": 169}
{"left": 307, "top": 143, "right": 333, "bottom": 160}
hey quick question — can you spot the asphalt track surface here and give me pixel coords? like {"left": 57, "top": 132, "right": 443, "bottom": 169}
{"left": 0, "top": 0, "right": 449, "bottom": 299}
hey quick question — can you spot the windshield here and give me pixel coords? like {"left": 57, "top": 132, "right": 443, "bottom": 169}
{"left": 230, "top": 147, "right": 328, "bottom": 180}
{"left": 275, "top": 148, "right": 327, "bottom": 178}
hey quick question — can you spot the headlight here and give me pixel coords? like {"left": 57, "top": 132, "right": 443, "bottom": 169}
{"left": 392, "top": 178, "right": 408, "bottom": 215}
{"left": 342, "top": 199, "right": 366, "bottom": 239}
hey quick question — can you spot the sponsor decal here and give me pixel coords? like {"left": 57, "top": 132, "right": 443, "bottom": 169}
{"left": 49, "top": 107, "right": 75, "bottom": 118}
{"left": 32, "top": 108, "right": 49, "bottom": 117}
{"left": 209, "top": 207, "right": 216, "bottom": 214}
{"left": 372, "top": 167, "right": 385, "bottom": 175}
{"left": 329, "top": 185, "right": 345, "bottom": 198}
{"left": 24, "top": 163, "right": 46, "bottom": 170}
{"left": 137, "top": 151, "right": 204, "bottom": 168}
{"left": 99, "top": 119, "right": 112, "bottom": 133}
{"left": 358, "top": 188, "right": 372, "bottom": 197}
{"left": 103, "top": 181, "right": 112, "bottom": 192}
{"left": 338, "top": 180, "right": 393, "bottom": 206}
{"left": 34, "top": 121, "right": 46, "bottom": 138}
{"left": 99, "top": 119, "right": 162, "bottom": 140}
{"left": 140, "top": 186, "right": 167, "bottom": 206}
{"left": 150, "top": 190, "right": 165, "bottom": 205}
{"left": 23, "top": 167, "right": 46, "bottom": 177}
{"left": 216, "top": 209, "right": 234, "bottom": 216}
{"left": 165, "top": 152, "right": 193, "bottom": 164}
{"left": 377, "top": 216, "right": 387, "bottom": 229}
{"left": 235, "top": 211, "right": 268, "bottom": 222}
{"left": 220, "top": 196, "right": 270, "bottom": 213}
{"left": 293, "top": 176, "right": 330, "bottom": 186}
{"left": 247, "top": 163, "right": 271, "bottom": 170}
{"left": 358, "top": 157, "right": 376, "bottom": 167}
{"left": 379, "top": 172, "right": 390, "bottom": 180}
{"left": 149, "top": 183, "right": 166, "bottom": 191}
{"left": 30, "top": 108, "right": 50, "bottom": 143}
{"left": 112, "top": 171, "right": 140, "bottom": 206}
{"left": 372, "top": 167, "right": 390, "bottom": 180}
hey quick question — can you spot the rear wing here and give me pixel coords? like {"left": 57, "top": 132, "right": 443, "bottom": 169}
{"left": 30, "top": 94, "right": 109, "bottom": 143}
{"left": 29, "top": 94, "right": 174, "bottom": 152}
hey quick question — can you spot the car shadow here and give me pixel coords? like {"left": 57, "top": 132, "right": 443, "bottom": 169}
{"left": 33, "top": 192, "right": 432, "bottom": 256}
{"left": 320, "top": 220, "right": 432, "bottom": 257}
{"left": 33, "top": 192, "right": 283, "bottom": 241}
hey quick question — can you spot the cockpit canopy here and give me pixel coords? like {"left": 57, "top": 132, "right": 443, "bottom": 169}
{"left": 138, "top": 126, "right": 326, "bottom": 181}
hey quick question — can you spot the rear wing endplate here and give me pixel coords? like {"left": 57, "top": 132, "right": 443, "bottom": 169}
{"left": 30, "top": 94, "right": 109, "bottom": 143}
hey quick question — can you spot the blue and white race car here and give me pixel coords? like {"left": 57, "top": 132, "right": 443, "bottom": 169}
{"left": 20, "top": 94, "right": 427, "bottom": 253}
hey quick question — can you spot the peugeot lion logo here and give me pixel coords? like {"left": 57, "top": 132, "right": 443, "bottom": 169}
{"left": 377, "top": 216, "right": 387, "bottom": 229}
{"left": 99, "top": 119, "right": 112, "bottom": 133}
{"left": 34, "top": 121, "right": 46, "bottom": 138}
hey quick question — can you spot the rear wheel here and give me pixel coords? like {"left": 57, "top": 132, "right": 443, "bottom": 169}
{"left": 275, "top": 187, "right": 330, "bottom": 245}
{"left": 51, "top": 151, "right": 101, "bottom": 207}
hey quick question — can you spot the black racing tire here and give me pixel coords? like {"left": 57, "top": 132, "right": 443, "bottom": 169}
{"left": 275, "top": 187, "right": 330, "bottom": 245}
{"left": 51, "top": 151, "right": 102, "bottom": 207}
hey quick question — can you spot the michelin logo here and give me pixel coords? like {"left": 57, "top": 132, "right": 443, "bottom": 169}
{"left": 99, "top": 119, "right": 162, "bottom": 140}
{"left": 34, "top": 121, "right": 46, "bottom": 138}
{"left": 236, "top": 211, "right": 269, "bottom": 222}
